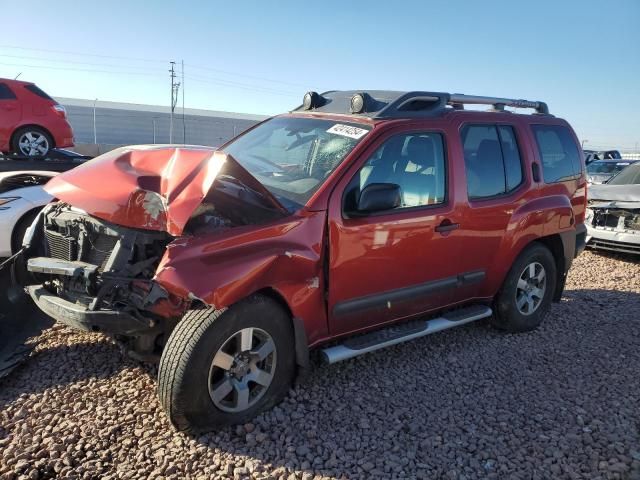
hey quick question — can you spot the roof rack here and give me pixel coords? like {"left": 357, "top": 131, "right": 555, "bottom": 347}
{"left": 293, "top": 90, "right": 550, "bottom": 118}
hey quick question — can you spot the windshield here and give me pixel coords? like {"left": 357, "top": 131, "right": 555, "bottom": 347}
{"left": 587, "top": 160, "right": 633, "bottom": 175}
{"left": 607, "top": 163, "right": 640, "bottom": 185}
{"left": 223, "top": 117, "right": 370, "bottom": 206}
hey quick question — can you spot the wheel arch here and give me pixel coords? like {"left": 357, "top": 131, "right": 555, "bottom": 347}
{"left": 253, "top": 287, "right": 310, "bottom": 378}
{"left": 11, "top": 206, "right": 43, "bottom": 254}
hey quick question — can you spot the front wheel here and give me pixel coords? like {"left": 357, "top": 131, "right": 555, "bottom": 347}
{"left": 491, "top": 243, "right": 557, "bottom": 333}
{"left": 158, "top": 295, "right": 295, "bottom": 433}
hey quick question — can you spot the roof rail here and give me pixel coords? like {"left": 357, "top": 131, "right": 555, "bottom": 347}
{"left": 448, "top": 94, "right": 549, "bottom": 115}
{"left": 292, "top": 90, "right": 551, "bottom": 118}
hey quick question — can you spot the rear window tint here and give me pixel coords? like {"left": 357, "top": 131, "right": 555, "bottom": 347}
{"left": 0, "top": 83, "right": 16, "bottom": 99}
{"left": 532, "top": 125, "right": 582, "bottom": 183}
{"left": 24, "top": 84, "right": 54, "bottom": 101}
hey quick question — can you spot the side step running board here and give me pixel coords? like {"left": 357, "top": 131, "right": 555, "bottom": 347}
{"left": 321, "top": 304, "right": 492, "bottom": 364}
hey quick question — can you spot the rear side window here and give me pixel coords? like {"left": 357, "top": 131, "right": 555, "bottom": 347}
{"left": 24, "top": 84, "right": 54, "bottom": 101}
{"left": 461, "top": 124, "right": 523, "bottom": 199}
{"left": 0, "top": 83, "right": 16, "bottom": 99}
{"left": 532, "top": 125, "right": 582, "bottom": 183}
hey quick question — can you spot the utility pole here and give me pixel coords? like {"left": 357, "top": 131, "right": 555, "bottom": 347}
{"left": 93, "top": 98, "right": 98, "bottom": 144}
{"left": 181, "top": 60, "right": 186, "bottom": 144}
{"left": 581, "top": 139, "right": 588, "bottom": 148}
{"left": 169, "top": 61, "right": 180, "bottom": 143}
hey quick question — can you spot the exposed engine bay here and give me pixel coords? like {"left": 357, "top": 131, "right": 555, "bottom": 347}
{"left": 23, "top": 202, "right": 186, "bottom": 359}
{"left": 589, "top": 204, "right": 640, "bottom": 232}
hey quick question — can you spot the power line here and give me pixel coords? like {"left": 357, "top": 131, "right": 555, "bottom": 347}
{"left": 184, "top": 62, "right": 313, "bottom": 89}
{"left": 0, "top": 45, "right": 166, "bottom": 63}
{"left": 0, "top": 53, "right": 164, "bottom": 72}
{"left": 0, "top": 61, "right": 161, "bottom": 77}
{"left": 184, "top": 74, "right": 299, "bottom": 97}
{"left": 0, "top": 44, "right": 313, "bottom": 92}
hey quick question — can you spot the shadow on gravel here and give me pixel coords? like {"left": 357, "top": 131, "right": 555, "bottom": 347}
{"left": 586, "top": 247, "right": 640, "bottom": 264}
{"left": 0, "top": 337, "right": 156, "bottom": 408}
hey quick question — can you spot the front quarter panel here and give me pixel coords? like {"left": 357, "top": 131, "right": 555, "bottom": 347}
{"left": 153, "top": 210, "right": 328, "bottom": 344}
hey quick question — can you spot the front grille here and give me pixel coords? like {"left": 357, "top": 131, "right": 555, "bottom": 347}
{"left": 44, "top": 225, "right": 118, "bottom": 272}
{"left": 45, "top": 229, "right": 76, "bottom": 261}
{"left": 84, "top": 233, "right": 118, "bottom": 271}
{"left": 590, "top": 238, "right": 640, "bottom": 255}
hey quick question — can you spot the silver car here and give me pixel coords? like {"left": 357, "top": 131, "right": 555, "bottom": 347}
{"left": 586, "top": 159, "right": 639, "bottom": 184}
{"left": 586, "top": 162, "right": 640, "bottom": 254}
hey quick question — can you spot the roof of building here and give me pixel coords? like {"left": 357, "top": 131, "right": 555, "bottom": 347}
{"left": 56, "top": 97, "right": 269, "bottom": 122}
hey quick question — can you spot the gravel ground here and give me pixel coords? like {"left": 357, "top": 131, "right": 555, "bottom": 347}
{"left": 1, "top": 250, "right": 639, "bottom": 480}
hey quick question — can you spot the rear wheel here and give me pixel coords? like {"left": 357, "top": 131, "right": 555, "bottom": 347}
{"left": 492, "top": 243, "right": 557, "bottom": 333}
{"left": 158, "top": 295, "right": 295, "bottom": 433}
{"left": 11, "top": 127, "right": 53, "bottom": 157}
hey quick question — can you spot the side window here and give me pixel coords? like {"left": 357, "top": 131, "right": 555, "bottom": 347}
{"left": 498, "top": 126, "right": 523, "bottom": 191}
{"left": 347, "top": 132, "right": 446, "bottom": 211}
{"left": 461, "top": 124, "right": 523, "bottom": 199}
{"left": 24, "top": 84, "right": 54, "bottom": 101}
{"left": 0, "top": 83, "right": 16, "bottom": 100}
{"left": 531, "top": 125, "right": 582, "bottom": 183}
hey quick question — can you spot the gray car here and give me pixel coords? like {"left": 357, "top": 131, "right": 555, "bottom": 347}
{"left": 586, "top": 162, "right": 640, "bottom": 254}
{"left": 586, "top": 159, "right": 639, "bottom": 184}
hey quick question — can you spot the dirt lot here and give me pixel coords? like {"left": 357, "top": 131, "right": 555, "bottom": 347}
{"left": 1, "top": 250, "right": 639, "bottom": 480}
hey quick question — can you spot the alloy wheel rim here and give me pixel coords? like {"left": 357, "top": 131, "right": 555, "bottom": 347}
{"left": 515, "top": 261, "right": 546, "bottom": 315}
{"left": 208, "top": 327, "right": 276, "bottom": 413}
{"left": 18, "top": 132, "right": 49, "bottom": 156}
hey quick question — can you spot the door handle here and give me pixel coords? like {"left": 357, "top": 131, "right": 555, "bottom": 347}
{"left": 435, "top": 219, "right": 460, "bottom": 233}
{"left": 532, "top": 162, "right": 541, "bottom": 182}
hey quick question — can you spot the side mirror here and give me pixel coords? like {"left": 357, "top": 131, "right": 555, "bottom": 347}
{"left": 357, "top": 183, "right": 402, "bottom": 213}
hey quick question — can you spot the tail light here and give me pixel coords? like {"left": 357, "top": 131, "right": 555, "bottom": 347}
{"left": 52, "top": 104, "right": 67, "bottom": 119}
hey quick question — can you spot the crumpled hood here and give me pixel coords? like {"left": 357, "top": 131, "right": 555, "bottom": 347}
{"left": 44, "top": 145, "right": 286, "bottom": 235}
{"left": 589, "top": 183, "right": 640, "bottom": 204}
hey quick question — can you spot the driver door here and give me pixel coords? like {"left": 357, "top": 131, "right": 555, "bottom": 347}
{"left": 327, "top": 129, "right": 464, "bottom": 336}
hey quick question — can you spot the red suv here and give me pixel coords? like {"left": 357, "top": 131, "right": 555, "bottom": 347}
{"left": 13, "top": 90, "right": 587, "bottom": 433}
{"left": 0, "top": 78, "right": 74, "bottom": 157}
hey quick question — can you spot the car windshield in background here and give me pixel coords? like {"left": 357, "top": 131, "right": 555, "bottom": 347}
{"left": 607, "top": 162, "right": 640, "bottom": 185}
{"left": 586, "top": 160, "right": 633, "bottom": 175}
{"left": 223, "top": 117, "right": 370, "bottom": 206}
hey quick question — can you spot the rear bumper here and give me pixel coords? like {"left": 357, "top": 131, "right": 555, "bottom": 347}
{"left": 28, "top": 285, "right": 153, "bottom": 335}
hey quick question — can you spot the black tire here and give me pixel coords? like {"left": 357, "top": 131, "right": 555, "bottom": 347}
{"left": 11, "top": 209, "right": 40, "bottom": 254}
{"left": 158, "top": 295, "right": 295, "bottom": 433}
{"left": 11, "top": 127, "right": 53, "bottom": 157}
{"left": 491, "top": 242, "right": 557, "bottom": 333}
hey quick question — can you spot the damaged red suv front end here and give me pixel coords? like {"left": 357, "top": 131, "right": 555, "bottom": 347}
{"left": 22, "top": 143, "right": 324, "bottom": 358}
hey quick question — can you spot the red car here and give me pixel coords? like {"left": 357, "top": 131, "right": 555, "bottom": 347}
{"left": 13, "top": 90, "right": 587, "bottom": 433}
{"left": 0, "top": 78, "right": 74, "bottom": 157}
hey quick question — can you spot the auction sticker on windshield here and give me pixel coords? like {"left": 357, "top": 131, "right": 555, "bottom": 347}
{"left": 326, "top": 124, "right": 369, "bottom": 139}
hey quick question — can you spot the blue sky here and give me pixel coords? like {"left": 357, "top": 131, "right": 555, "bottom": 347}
{"left": 2, "top": 0, "right": 639, "bottom": 150}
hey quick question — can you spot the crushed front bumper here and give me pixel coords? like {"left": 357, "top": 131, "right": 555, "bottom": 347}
{"left": 586, "top": 225, "right": 640, "bottom": 255}
{"left": 27, "top": 285, "right": 153, "bottom": 336}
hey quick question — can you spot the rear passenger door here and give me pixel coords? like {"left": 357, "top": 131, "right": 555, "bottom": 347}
{"left": 452, "top": 123, "right": 529, "bottom": 302}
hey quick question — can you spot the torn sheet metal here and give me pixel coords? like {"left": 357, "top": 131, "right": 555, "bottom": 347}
{"left": 44, "top": 146, "right": 286, "bottom": 236}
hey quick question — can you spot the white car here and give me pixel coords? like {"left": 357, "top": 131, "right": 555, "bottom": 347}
{"left": 0, "top": 170, "right": 55, "bottom": 257}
